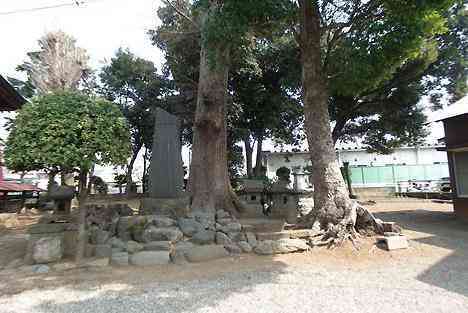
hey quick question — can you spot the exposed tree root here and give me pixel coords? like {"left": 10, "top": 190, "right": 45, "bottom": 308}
{"left": 306, "top": 200, "right": 386, "bottom": 249}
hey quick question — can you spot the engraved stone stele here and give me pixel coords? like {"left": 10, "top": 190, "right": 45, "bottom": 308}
{"left": 149, "top": 108, "right": 184, "bottom": 198}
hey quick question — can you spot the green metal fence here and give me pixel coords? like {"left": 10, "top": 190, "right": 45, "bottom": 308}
{"left": 349, "top": 163, "right": 449, "bottom": 186}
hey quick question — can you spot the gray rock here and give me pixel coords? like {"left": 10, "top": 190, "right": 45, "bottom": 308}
{"left": 85, "top": 244, "right": 96, "bottom": 258}
{"left": 215, "top": 232, "right": 232, "bottom": 245}
{"left": 170, "top": 241, "right": 195, "bottom": 264}
{"left": 245, "top": 232, "right": 257, "bottom": 248}
{"left": 95, "top": 244, "right": 112, "bottom": 258}
{"left": 111, "top": 252, "right": 129, "bottom": 266}
{"left": 31, "top": 264, "right": 50, "bottom": 274}
{"left": 150, "top": 216, "right": 177, "bottom": 228}
{"left": 178, "top": 218, "right": 204, "bottom": 236}
{"left": 90, "top": 229, "right": 110, "bottom": 245}
{"left": 273, "top": 239, "right": 309, "bottom": 254}
{"left": 112, "top": 247, "right": 124, "bottom": 254}
{"left": 217, "top": 218, "right": 234, "bottom": 226}
{"left": 220, "top": 222, "right": 242, "bottom": 233}
{"left": 227, "top": 232, "right": 246, "bottom": 242}
{"left": 216, "top": 210, "right": 230, "bottom": 220}
{"left": 83, "top": 258, "right": 109, "bottom": 267}
{"left": 191, "top": 211, "right": 215, "bottom": 230}
{"left": 224, "top": 244, "right": 242, "bottom": 255}
{"left": 257, "top": 232, "right": 290, "bottom": 241}
{"left": 238, "top": 241, "right": 253, "bottom": 253}
{"left": 126, "top": 240, "right": 144, "bottom": 254}
{"left": 144, "top": 241, "right": 172, "bottom": 251}
{"left": 380, "top": 235, "right": 409, "bottom": 250}
{"left": 288, "top": 229, "right": 322, "bottom": 239}
{"left": 118, "top": 230, "right": 132, "bottom": 242}
{"left": 142, "top": 226, "right": 183, "bottom": 243}
{"left": 254, "top": 240, "right": 274, "bottom": 255}
{"left": 191, "top": 230, "right": 216, "bottom": 245}
{"left": 32, "top": 236, "right": 63, "bottom": 263}
{"left": 108, "top": 237, "right": 126, "bottom": 250}
{"left": 130, "top": 251, "right": 170, "bottom": 266}
{"left": 185, "top": 245, "right": 229, "bottom": 263}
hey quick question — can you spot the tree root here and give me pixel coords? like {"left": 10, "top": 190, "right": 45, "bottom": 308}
{"left": 308, "top": 200, "right": 385, "bottom": 249}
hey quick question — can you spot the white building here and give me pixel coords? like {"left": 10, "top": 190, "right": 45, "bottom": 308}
{"left": 263, "top": 145, "right": 449, "bottom": 190}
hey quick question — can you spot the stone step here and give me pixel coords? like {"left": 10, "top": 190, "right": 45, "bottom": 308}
{"left": 256, "top": 231, "right": 290, "bottom": 241}
{"left": 239, "top": 219, "right": 285, "bottom": 233}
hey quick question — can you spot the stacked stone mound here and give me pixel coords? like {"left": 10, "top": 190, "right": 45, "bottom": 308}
{"left": 85, "top": 202, "right": 316, "bottom": 267}
{"left": 174, "top": 209, "right": 251, "bottom": 262}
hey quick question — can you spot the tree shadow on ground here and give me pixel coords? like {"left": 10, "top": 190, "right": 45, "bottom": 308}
{"left": 375, "top": 209, "right": 468, "bottom": 297}
{"left": 0, "top": 255, "right": 289, "bottom": 313}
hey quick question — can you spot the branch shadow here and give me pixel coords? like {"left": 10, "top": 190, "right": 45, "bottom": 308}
{"left": 1, "top": 255, "right": 289, "bottom": 313}
{"left": 375, "top": 209, "right": 468, "bottom": 297}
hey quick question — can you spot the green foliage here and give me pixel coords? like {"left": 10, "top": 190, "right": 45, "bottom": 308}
{"left": 325, "top": 1, "right": 450, "bottom": 98}
{"left": 4, "top": 91, "right": 131, "bottom": 174}
{"left": 99, "top": 48, "right": 172, "bottom": 152}
{"left": 315, "top": 0, "right": 461, "bottom": 152}
{"left": 89, "top": 176, "right": 108, "bottom": 194}
{"left": 7, "top": 76, "right": 36, "bottom": 98}
{"left": 424, "top": 1, "right": 467, "bottom": 107}
{"left": 230, "top": 36, "right": 303, "bottom": 147}
{"left": 151, "top": 1, "right": 302, "bottom": 178}
{"left": 275, "top": 166, "right": 291, "bottom": 182}
{"left": 194, "top": 0, "right": 294, "bottom": 65}
{"left": 227, "top": 142, "right": 244, "bottom": 181}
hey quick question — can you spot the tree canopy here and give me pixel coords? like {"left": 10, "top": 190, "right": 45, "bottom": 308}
{"left": 99, "top": 48, "right": 172, "bottom": 190}
{"left": 4, "top": 91, "right": 131, "bottom": 175}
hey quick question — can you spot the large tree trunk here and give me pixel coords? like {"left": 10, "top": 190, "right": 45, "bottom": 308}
{"left": 188, "top": 36, "right": 236, "bottom": 214}
{"left": 126, "top": 143, "right": 142, "bottom": 195}
{"left": 299, "top": 1, "right": 355, "bottom": 229}
{"left": 75, "top": 169, "right": 89, "bottom": 263}
{"left": 253, "top": 132, "right": 264, "bottom": 177}
{"left": 298, "top": 1, "right": 385, "bottom": 245}
{"left": 244, "top": 136, "right": 253, "bottom": 178}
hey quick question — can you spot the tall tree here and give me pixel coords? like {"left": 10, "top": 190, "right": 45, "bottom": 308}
{"left": 99, "top": 48, "right": 171, "bottom": 194}
{"left": 152, "top": 2, "right": 302, "bottom": 181}
{"left": 18, "top": 31, "right": 91, "bottom": 94}
{"left": 155, "top": 0, "right": 290, "bottom": 214}
{"left": 4, "top": 91, "right": 130, "bottom": 261}
{"left": 230, "top": 38, "right": 303, "bottom": 177}
{"left": 295, "top": 0, "right": 454, "bottom": 241}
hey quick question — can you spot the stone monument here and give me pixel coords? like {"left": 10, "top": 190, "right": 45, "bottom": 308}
{"left": 148, "top": 108, "right": 184, "bottom": 198}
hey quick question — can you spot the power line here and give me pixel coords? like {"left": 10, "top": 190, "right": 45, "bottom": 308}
{"left": 0, "top": 0, "right": 103, "bottom": 16}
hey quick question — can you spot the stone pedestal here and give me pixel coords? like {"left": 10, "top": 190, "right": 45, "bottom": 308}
{"left": 25, "top": 223, "right": 66, "bottom": 264}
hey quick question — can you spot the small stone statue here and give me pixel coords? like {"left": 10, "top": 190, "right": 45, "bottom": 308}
{"left": 39, "top": 182, "right": 75, "bottom": 214}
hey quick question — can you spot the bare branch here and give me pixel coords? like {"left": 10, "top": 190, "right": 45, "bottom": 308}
{"left": 22, "top": 31, "right": 90, "bottom": 94}
{"left": 163, "top": 0, "right": 199, "bottom": 29}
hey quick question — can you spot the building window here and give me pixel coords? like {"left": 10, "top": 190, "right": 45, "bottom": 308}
{"left": 251, "top": 195, "right": 257, "bottom": 201}
{"left": 453, "top": 152, "right": 468, "bottom": 197}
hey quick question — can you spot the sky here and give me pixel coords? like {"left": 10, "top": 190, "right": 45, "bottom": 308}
{"left": 0, "top": 0, "right": 464, "bottom": 181}
{"left": 0, "top": 0, "right": 163, "bottom": 78}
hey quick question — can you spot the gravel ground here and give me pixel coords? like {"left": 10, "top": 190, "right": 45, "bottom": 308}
{"left": 1, "top": 260, "right": 468, "bottom": 313}
{"left": 1, "top": 200, "right": 467, "bottom": 313}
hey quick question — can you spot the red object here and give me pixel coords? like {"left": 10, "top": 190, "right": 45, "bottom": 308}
{"left": 0, "top": 181, "right": 43, "bottom": 192}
